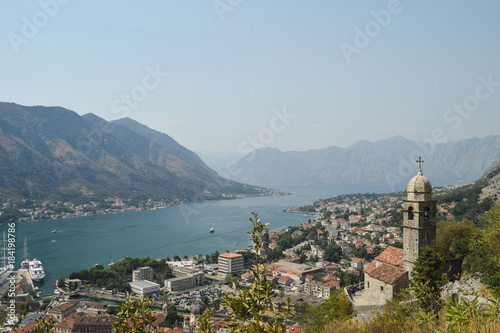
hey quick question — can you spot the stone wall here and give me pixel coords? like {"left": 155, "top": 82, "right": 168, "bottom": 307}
{"left": 352, "top": 303, "right": 385, "bottom": 323}
{"left": 364, "top": 275, "right": 394, "bottom": 305}
{"left": 441, "top": 275, "right": 485, "bottom": 299}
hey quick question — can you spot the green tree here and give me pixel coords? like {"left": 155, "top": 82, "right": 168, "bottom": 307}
{"left": 40, "top": 298, "right": 51, "bottom": 311}
{"left": 299, "top": 253, "right": 307, "bottom": 264}
{"left": 465, "top": 204, "right": 500, "bottom": 294}
{"left": 161, "top": 305, "right": 183, "bottom": 328}
{"left": 303, "top": 289, "right": 353, "bottom": 332}
{"left": 200, "top": 295, "right": 210, "bottom": 306}
{"left": 293, "top": 302, "right": 310, "bottom": 316}
{"left": 34, "top": 317, "right": 55, "bottom": 333}
{"left": 436, "top": 219, "right": 476, "bottom": 259}
{"left": 57, "top": 276, "right": 66, "bottom": 289}
{"left": 197, "top": 212, "right": 292, "bottom": 332}
{"left": 409, "top": 246, "right": 447, "bottom": 314}
{"left": 211, "top": 299, "right": 221, "bottom": 310}
{"left": 114, "top": 294, "right": 161, "bottom": 333}
{"left": 210, "top": 250, "right": 220, "bottom": 263}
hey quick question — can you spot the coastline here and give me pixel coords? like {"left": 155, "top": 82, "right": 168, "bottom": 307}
{"left": 6, "top": 190, "right": 291, "bottom": 224}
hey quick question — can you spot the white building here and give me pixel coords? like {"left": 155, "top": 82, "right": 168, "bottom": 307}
{"left": 128, "top": 280, "right": 160, "bottom": 297}
{"left": 165, "top": 272, "right": 205, "bottom": 292}
{"left": 218, "top": 253, "right": 244, "bottom": 277}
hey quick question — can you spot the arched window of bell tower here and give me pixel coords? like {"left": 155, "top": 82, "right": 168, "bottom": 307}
{"left": 408, "top": 206, "right": 414, "bottom": 220}
{"left": 424, "top": 207, "right": 430, "bottom": 222}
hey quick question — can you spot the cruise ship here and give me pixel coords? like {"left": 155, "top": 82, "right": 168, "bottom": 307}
{"left": 28, "top": 259, "right": 45, "bottom": 282}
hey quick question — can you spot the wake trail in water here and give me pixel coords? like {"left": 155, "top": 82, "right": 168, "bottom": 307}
{"left": 130, "top": 229, "right": 250, "bottom": 257}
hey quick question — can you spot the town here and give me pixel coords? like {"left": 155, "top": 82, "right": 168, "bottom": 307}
{"left": 0, "top": 180, "right": 469, "bottom": 333}
{"left": 0, "top": 187, "right": 286, "bottom": 223}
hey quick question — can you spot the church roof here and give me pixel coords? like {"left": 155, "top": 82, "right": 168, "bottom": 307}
{"left": 374, "top": 246, "right": 404, "bottom": 268}
{"left": 367, "top": 263, "right": 407, "bottom": 285}
{"left": 364, "top": 261, "right": 377, "bottom": 274}
{"left": 407, "top": 170, "right": 432, "bottom": 193}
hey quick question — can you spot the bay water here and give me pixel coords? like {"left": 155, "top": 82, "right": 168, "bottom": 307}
{"left": 1, "top": 185, "right": 387, "bottom": 295}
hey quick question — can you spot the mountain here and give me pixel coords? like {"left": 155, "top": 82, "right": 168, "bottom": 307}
{"left": 0, "top": 102, "right": 268, "bottom": 202}
{"left": 226, "top": 135, "right": 500, "bottom": 190}
{"left": 195, "top": 151, "right": 244, "bottom": 176}
{"left": 479, "top": 157, "right": 500, "bottom": 204}
{"left": 436, "top": 158, "right": 500, "bottom": 222}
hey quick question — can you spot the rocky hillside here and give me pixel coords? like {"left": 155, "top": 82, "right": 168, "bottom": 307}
{"left": 479, "top": 157, "right": 500, "bottom": 203}
{"left": 0, "top": 102, "right": 268, "bottom": 202}
{"left": 226, "top": 135, "right": 500, "bottom": 190}
{"left": 437, "top": 159, "right": 500, "bottom": 223}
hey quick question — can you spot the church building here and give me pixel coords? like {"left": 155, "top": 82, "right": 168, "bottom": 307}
{"left": 363, "top": 158, "right": 437, "bottom": 305}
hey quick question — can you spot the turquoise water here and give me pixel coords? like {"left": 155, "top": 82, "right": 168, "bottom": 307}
{"left": 1, "top": 185, "right": 387, "bottom": 295}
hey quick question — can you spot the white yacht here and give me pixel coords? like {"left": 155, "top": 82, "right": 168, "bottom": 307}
{"left": 29, "top": 259, "right": 45, "bottom": 281}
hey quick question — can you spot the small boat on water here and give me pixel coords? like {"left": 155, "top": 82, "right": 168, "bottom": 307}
{"left": 209, "top": 228, "right": 215, "bottom": 233}
{"left": 54, "top": 289, "right": 60, "bottom": 295}
{"left": 21, "top": 259, "right": 30, "bottom": 269}
{"left": 51, "top": 230, "right": 57, "bottom": 233}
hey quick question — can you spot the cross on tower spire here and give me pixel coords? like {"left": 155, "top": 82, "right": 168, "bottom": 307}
{"left": 416, "top": 156, "right": 424, "bottom": 171}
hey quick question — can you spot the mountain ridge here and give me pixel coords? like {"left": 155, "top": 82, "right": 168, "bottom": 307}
{"left": 221, "top": 135, "right": 500, "bottom": 190}
{"left": 0, "top": 102, "right": 269, "bottom": 202}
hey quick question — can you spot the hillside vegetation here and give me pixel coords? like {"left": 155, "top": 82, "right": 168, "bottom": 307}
{"left": 437, "top": 162, "right": 500, "bottom": 224}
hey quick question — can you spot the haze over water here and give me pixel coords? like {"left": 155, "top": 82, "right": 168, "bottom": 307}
{"left": 2, "top": 185, "right": 387, "bottom": 295}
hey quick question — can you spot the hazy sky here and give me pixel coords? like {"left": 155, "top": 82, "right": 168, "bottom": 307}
{"left": 1, "top": 1, "right": 499, "bottom": 154}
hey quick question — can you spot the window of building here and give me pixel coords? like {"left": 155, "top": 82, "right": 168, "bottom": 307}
{"left": 408, "top": 206, "right": 414, "bottom": 220}
{"left": 424, "top": 207, "right": 431, "bottom": 222}
{"left": 380, "top": 286, "right": 384, "bottom": 291}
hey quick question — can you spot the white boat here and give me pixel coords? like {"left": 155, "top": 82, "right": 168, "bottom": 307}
{"left": 51, "top": 230, "right": 57, "bottom": 233}
{"left": 29, "top": 259, "right": 45, "bottom": 281}
{"left": 209, "top": 228, "right": 215, "bottom": 233}
{"left": 21, "top": 259, "right": 30, "bottom": 269}
{"left": 54, "top": 289, "right": 60, "bottom": 295}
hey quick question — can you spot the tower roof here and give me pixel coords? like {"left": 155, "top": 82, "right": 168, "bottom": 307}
{"left": 407, "top": 170, "right": 432, "bottom": 193}
{"left": 191, "top": 304, "right": 205, "bottom": 316}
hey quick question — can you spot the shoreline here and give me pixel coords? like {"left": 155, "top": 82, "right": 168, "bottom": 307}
{"left": 6, "top": 191, "right": 291, "bottom": 224}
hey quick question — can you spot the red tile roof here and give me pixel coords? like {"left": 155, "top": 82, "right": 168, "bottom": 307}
{"left": 367, "top": 263, "right": 407, "bottom": 284}
{"left": 54, "top": 316, "right": 76, "bottom": 329}
{"left": 49, "top": 301, "right": 77, "bottom": 313}
{"left": 364, "top": 261, "right": 377, "bottom": 274}
{"left": 219, "top": 253, "right": 243, "bottom": 259}
{"left": 375, "top": 246, "right": 403, "bottom": 268}
{"left": 164, "top": 327, "right": 184, "bottom": 333}
{"left": 11, "top": 317, "right": 54, "bottom": 333}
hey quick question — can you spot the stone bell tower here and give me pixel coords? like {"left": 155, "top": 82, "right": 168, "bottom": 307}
{"left": 403, "top": 157, "right": 437, "bottom": 273}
